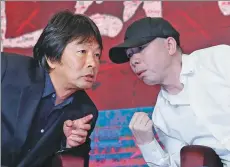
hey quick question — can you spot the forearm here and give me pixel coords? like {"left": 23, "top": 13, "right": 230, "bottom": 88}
{"left": 138, "top": 138, "right": 179, "bottom": 167}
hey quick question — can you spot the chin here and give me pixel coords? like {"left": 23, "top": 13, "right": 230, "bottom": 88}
{"left": 83, "top": 85, "right": 93, "bottom": 90}
{"left": 74, "top": 82, "right": 93, "bottom": 90}
{"left": 81, "top": 82, "right": 94, "bottom": 89}
{"left": 143, "top": 78, "right": 158, "bottom": 86}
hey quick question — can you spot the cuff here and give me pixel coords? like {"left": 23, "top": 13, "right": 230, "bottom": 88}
{"left": 138, "top": 138, "right": 167, "bottom": 162}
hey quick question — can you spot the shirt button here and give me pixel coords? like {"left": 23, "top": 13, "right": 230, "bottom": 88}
{"left": 41, "top": 129, "right": 45, "bottom": 133}
{"left": 28, "top": 149, "right": 31, "bottom": 152}
{"left": 52, "top": 94, "right": 56, "bottom": 98}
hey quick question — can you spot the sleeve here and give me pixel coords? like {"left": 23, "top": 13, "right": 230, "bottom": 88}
{"left": 59, "top": 107, "right": 98, "bottom": 167}
{"left": 196, "top": 45, "right": 230, "bottom": 151}
{"left": 59, "top": 138, "right": 91, "bottom": 167}
{"left": 137, "top": 126, "right": 184, "bottom": 167}
{"left": 207, "top": 45, "right": 230, "bottom": 83}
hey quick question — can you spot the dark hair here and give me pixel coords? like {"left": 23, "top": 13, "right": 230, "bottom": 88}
{"left": 33, "top": 10, "right": 103, "bottom": 72}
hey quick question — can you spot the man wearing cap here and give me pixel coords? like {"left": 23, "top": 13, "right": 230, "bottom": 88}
{"left": 109, "top": 17, "right": 230, "bottom": 166}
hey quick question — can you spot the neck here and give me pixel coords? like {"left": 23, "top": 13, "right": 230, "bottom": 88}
{"left": 161, "top": 52, "right": 184, "bottom": 95}
{"left": 49, "top": 72, "right": 77, "bottom": 101}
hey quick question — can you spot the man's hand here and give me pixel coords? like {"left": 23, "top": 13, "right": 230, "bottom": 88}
{"left": 63, "top": 114, "right": 93, "bottom": 148}
{"left": 129, "top": 112, "right": 154, "bottom": 145}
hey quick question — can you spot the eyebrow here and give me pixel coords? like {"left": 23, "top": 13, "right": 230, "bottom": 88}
{"left": 95, "top": 46, "right": 102, "bottom": 51}
{"left": 73, "top": 42, "right": 102, "bottom": 50}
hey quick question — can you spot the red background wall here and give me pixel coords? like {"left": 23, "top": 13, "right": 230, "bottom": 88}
{"left": 2, "top": 1, "right": 230, "bottom": 166}
{"left": 2, "top": 1, "right": 230, "bottom": 111}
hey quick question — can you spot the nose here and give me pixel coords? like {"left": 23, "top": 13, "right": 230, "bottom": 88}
{"left": 130, "top": 53, "right": 141, "bottom": 68}
{"left": 86, "top": 54, "right": 97, "bottom": 68}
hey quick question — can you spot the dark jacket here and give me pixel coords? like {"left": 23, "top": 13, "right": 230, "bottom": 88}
{"left": 1, "top": 52, "right": 98, "bottom": 167}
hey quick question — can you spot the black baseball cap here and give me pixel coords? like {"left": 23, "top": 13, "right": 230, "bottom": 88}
{"left": 109, "top": 17, "right": 180, "bottom": 64}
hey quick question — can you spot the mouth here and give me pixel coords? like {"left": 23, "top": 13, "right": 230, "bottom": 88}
{"left": 136, "top": 70, "right": 146, "bottom": 78}
{"left": 84, "top": 74, "right": 94, "bottom": 82}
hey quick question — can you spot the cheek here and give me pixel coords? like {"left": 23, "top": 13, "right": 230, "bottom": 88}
{"left": 161, "top": 56, "right": 171, "bottom": 69}
{"left": 142, "top": 53, "right": 153, "bottom": 65}
{"left": 94, "top": 62, "right": 100, "bottom": 75}
{"left": 129, "top": 60, "right": 133, "bottom": 70}
{"left": 145, "top": 59, "right": 164, "bottom": 74}
{"left": 61, "top": 59, "right": 85, "bottom": 80}
{"left": 142, "top": 54, "right": 155, "bottom": 70}
{"left": 129, "top": 63, "right": 135, "bottom": 73}
{"left": 68, "top": 58, "right": 85, "bottom": 71}
{"left": 145, "top": 53, "right": 166, "bottom": 71}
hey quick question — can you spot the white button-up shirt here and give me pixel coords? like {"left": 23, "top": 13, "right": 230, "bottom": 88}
{"left": 138, "top": 45, "right": 230, "bottom": 167}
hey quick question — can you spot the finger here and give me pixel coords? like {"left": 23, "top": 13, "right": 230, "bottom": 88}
{"left": 64, "top": 120, "right": 73, "bottom": 127}
{"left": 67, "top": 139, "right": 81, "bottom": 147}
{"left": 136, "top": 113, "right": 148, "bottom": 125}
{"left": 129, "top": 112, "right": 139, "bottom": 130}
{"left": 133, "top": 114, "right": 150, "bottom": 144}
{"left": 71, "top": 129, "right": 88, "bottom": 137}
{"left": 146, "top": 119, "right": 153, "bottom": 129}
{"left": 139, "top": 114, "right": 150, "bottom": 128}
{"left": 69, "top": 135, "right": 86, "bottom": 144}
{"left": 78, "top": 123, "right": 91, "bottom": 130}
{"left": 129, "top": 113, "right": 141, "bottom": 139}
{"left": 80, "top": 114, "right": 93, "bottom": 124}
{"left": 63, "top": 120, "right": 73, "bottom": 137}
{"left": 132, "top": 113, "right": 148, "bottom": 130}
{"left": 73, "top": 120, "right": 91, "bottom": 130}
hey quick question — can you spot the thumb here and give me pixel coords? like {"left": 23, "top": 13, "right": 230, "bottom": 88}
{"left": 64, "top": 120, "right": 73, "bottom": 127}
{"left": 80, "top": 114, "right": 93, "bottom": 124}
{"left": 63, "top": 120, "right": 73, "bottom": 137}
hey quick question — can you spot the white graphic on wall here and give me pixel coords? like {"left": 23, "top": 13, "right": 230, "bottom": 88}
{"left": 2, "top": 1, "right": 228, "bottom": 49}
{"left": 143, "top": 1, "right": 162, "bottom": 18}
{"left": 123, "top": 1, "right": 143, "bottom": 22}
{"left": 90, "top": 14, "right": 123, "bottom": 38}
{"left": 96, "top": 1, "right": 103, "bottom": 4}
{"left": 75, "top": 1, "right": 94, "bottom": 14}
{"left": 218, "top": 1, "right": 230, "bottom": 16}
{"left": 1, "top": 1, "right": 6, "bottom": 51}
{"left": 3, "top": 30, "right": 42, "bottom": 48}
{"left": 123, "top": 1, "right": 162, "bottom": 22}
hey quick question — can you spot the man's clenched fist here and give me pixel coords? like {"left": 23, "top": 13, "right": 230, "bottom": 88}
{"left": 129, "top": 112, "right": 154, "bottom": 145}
{"left": 63, "top": 114, "right": 93, "bottom": 148}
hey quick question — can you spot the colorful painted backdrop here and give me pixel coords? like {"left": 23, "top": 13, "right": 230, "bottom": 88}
{"left": 2, "top": 1, "right": 230, "bottom": 166}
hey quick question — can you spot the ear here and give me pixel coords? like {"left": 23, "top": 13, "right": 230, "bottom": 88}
{"left": 46, "top": 56, "right": 57, "bottom": 69}
{"left": 165, "top": 37, "right": 177, "bottom": 56}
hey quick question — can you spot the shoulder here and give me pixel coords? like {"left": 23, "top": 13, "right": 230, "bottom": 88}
{"left": 1, "top": 52, "right": 44, "bottom": 87}
{"left": 76, "top": 90, "right": 97, "bottom": 108}
{"left": 2, "top": 52, "right": 34, "bottom": 61}
{"left": 2, "top": 52, "right": 37, "bottom": 67}
{"left": 191, "top": 44, "right": 230, "bottom": 62}
{"left": 1, "top": 52, "right": 39, "bottom": 75}
{"left": 190, "top": 45, "right": 230, "bottom": 77}
{"left": 73, "top": 90, "right": 98, "bottom": 116}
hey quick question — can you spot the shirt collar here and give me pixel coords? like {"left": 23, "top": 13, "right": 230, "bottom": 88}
{"left": 42, "top": 72, "right": 74, "bottom": 106}
{"left": 42, "top": 72, "right": 55, "bottom": 98}
{"left": 161, "top": 86, "right": 189, "bottom": 106}
{"left": 160, "top": 54, "right": 194, "bottom": 106}
{"left": 180, "top": 54, "right": 195, "bottom": 76}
